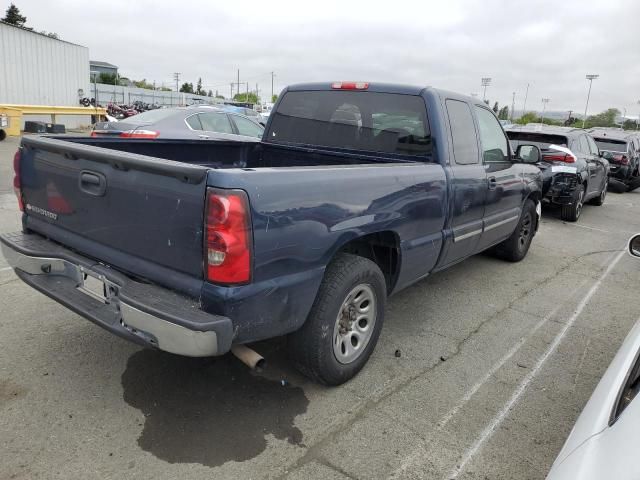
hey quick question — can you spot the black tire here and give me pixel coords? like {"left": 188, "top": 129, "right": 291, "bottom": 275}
{"left": 590, "top": 177, "right": 607, "bottom": 206}
{"left": 627, "top": 176, "right": 640, "bottom": 192}
{"left": 492, "top": 199, "right": 537, "bottom": 262}
{"left": 287, "top": 253, "right": 386, "bottom": 386}
{"left": 0, "top": 129, "right": 6, "bottom": 142}
{"left": 560, "top": 184, "right": 585, "bottom": 222}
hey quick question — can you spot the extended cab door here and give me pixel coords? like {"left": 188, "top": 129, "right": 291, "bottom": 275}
{"left": 437, "top": 99, "right": 487, "bottom": 268}
{"left": 473, "top": 105, "right": 524, "bottom": 251}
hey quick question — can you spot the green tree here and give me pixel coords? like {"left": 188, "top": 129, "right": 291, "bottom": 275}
{"left": 97, "top": 73, "right": 117, "bottom": 84}
{"left": 492, "top": 102, "right": 499, "bottom": 114}
{"left": 216, "top": 94, "right": 225, "bottom": 99}
{"left": 195, "top": 77, "right": 204, "bottom": 96}
{"left": 583, "top": 108, "right": 620, "bottom": 128}
{"left": 207, "top": 90, "right": 213, "bottom": 97}
{"left": 179, "top": 82, "right": 194, "bottom": 93}
{"left": 233, "top": 92, "right": 259, "bottom": 104}
{"left": 516, "top": 112, "right": 539, "bottom": 125}
{"left": 2, "top": 3, "right": 27, "bottom": 26}
{"left": 498, "top": 106, "right": 509, "bottom": 120}
{"left": 132, "top": 78, "right": 154, "bottom": 89}
{"left": 271, "top": 94, "right": 278, "bottom": 103}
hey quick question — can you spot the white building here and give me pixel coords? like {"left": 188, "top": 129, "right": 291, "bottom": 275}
{"left": 0, "top": 20, "right": 90, "bottom": 127}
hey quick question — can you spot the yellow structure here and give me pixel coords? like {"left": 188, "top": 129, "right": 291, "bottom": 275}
{"left": 0, "top": 104, "right": 106, "bottom": 137}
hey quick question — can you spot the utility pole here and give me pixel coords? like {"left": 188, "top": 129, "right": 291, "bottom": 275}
{"left": 510, "top": 91, "right": 516, "bottom": 122}
{"left": 481, "top": 77, "right": 492, "bottom": 102}
{"left": 582, "top": 74, "right": 599, "bottom": 128}
{"left": 637, "top": 100, "right": 640, "bottom": 130}
{"left": 173, "top": 73, "right": 181, "bottom": 92}
{"left": 541, "top": 98, "right": 550, "bottom": 125}
{"left": 256, "top": 83, "right": 259, "bottom": 103}
{"left": 230, "top": 83, "right": 234, "bottom": 99}
{"left": 521, "top": 83, "right": 530, "bottom": 116}
{"left": 271, "top": 71, "right": 275, "bottom": 101}
{"left": 237, "top": 69, "right": 241, "bottom": 100}
{"left": 567, "top": 110, "right": 573, "bottom": 125}
{"left": 246, "top": 82, "right": 249, "bottom": 104}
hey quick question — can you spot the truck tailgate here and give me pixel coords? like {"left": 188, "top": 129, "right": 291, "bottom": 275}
{"left": 19, "top": 136, "right": 209, "bottom": 287}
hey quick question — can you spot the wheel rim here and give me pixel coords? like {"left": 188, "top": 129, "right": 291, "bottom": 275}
{"left": 333, "top": 284, "right": 377, "bottom": 365}
{"left": 575, "top": 188, "right": 584, "bottom": 218}
{"left": 518, "top": 212, "right": 532, "bottom": 249}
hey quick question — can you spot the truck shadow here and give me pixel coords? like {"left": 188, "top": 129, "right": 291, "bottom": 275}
{"left": 121, "top": 345, "right": 309, "bottom": 468}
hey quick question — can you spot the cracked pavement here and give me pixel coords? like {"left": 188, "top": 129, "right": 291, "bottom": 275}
{"left": 1, "top": 135, "right": 639, "bottom": 480}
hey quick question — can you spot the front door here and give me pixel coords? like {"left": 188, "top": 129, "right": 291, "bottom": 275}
{"left": 437, "top": 99, "right": 487, "bottom": 268}
{"left": 473, "top": 106, "right": 524, "bottom": 251}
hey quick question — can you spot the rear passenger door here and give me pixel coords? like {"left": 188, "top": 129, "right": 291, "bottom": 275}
{"left": 474, "top": 105, "right": 524, "bottom": 251}
{"left": 586, "top": 135, "right": 605, "bottom": 194}
{"left": 437, "top": 99, "right": 487, "bottom": 268}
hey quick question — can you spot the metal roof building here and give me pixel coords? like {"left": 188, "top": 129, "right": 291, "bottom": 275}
{"left": 0, "top": 20, "right": 90, "bottom": 127}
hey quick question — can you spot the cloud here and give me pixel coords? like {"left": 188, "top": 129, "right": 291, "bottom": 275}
{"left": 9, "top": 0, "right": 640, "bottom": 113}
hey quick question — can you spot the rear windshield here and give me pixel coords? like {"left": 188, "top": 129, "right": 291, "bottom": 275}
{"left": 506, "top": 132, "right": 568, "bottom": 151}
{"left": 266, "top": 91, "right": 431, "bottom": 156}
{"left": 125, "top": 108, "right": 179, "bottom": 124}
{"left": 593, "top": 138, "right": 627, "bottom": 153}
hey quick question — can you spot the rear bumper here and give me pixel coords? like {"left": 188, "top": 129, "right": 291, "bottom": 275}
{"left": 0, "top": 231, "right": 233, "bottom": 357}
{"left": 609, "top": 164, "right": 631, "bottom": 181}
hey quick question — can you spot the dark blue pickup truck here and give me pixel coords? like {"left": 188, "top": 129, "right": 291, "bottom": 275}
{"left": 3, "top": 82, "right": 543, "bottom": 385}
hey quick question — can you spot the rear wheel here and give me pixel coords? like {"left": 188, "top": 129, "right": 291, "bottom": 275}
{"left": 590, "top": 177, "right": 607, "bottom": 206}
{"left": 561, "top": 184, "right": 584, "bottom": 222}
{"left": 287, "top": 253, "right": 386, "bottom": 386}
{"left": 491, "top": 199, "right": 536, "bottom": 262}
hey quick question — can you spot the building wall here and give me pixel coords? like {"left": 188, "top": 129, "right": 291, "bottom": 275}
{"left": 0, "top": 21, "right": 90, "bottom": 128}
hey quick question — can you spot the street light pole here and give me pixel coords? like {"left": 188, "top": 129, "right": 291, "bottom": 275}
{"left": 582, "top": 74, "right": 599, "bottom": 129}
{"left": 541, "top": 98, "right": 550, "bottom": 125}
{"left": 521, "top": 83, "right": 530, "bottom": 117}
{"left": 481, "top": 77, "right": 492, "bottom": 102}
{"left": 510, "top": 91, "right": 516, "bottom": 122}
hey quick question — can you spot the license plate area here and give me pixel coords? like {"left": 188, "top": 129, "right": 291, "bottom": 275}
{"left": 77, "top": 271, "right": 107, "bottom": 303}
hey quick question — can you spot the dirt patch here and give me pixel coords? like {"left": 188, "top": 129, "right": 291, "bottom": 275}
{"left": 0, "top": 379, "right": 27, "bottom": 407}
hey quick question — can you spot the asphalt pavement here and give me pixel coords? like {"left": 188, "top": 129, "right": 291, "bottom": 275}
{"left": 1, "top": 135, "right": 639, "bottom": 480}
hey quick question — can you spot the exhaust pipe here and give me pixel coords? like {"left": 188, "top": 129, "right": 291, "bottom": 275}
{"left": 231, "top": 345, "right": 265, "bottom": 370}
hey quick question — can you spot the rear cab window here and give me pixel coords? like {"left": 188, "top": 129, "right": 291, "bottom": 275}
{"left": 594, "top": 138, "right": 628, "bottom": 153}
{"left": 266, "top": 90, "right": 431, "bottom": 156}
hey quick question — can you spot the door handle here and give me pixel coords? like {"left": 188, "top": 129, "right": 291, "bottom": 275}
{"left": 79, "top": 171, "right": 106, "bottom": 196}
{"left": 198, "top": 134, "right": 210, "bottom": 139}
{"left": 488, "top": 177, "right": 497, "bottom": 190}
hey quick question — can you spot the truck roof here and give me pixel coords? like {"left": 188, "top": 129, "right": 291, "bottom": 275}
{"left": 285, "top": 82, "right": 482, "bottom": 105}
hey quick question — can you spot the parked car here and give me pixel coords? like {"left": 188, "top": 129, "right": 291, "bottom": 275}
{"left": 546, "top": 235, "right": 640, "bottom": 479}
{"left": 588, "top": 128, "right": 640, "bottom": 187}
{"left": 506, "top": 126, "right": 609, "bottom": 222}
{"left": 91, "top": 106, "right": 264, "bottom": 141}
{"left": 3, "top": 82, "right": 543, "bottom": 385}
{"left": 220, "top": 105, "right": 266, "bottom": 126}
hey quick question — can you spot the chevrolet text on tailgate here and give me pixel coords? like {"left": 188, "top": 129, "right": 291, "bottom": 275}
{"left": 3, "top": 82, "right": 543, "bottom": 385}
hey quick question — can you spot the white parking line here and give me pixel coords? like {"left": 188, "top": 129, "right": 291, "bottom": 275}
{"left": 446, "top": 248, "right": 626, "bottom": 479}
{"left": 0, "top": 266, "right": 12, "bottom": 272}
{"left": 389, "top": 279, "right": 590, "bottom": 479}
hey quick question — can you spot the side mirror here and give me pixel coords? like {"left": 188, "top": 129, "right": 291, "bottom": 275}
{"left": 629, "top": 235, "right": 640, "bottom": 257}
{"left": 600, "top": 151, "right": 613, "bottom": 160}
{"left": 514, "top": 144, "right": 541, "bottom": 164}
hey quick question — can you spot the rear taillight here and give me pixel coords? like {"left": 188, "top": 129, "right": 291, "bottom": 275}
{"left": 205, "top": 188, "right": 252, "bottom": 285}
{"left": 331, "top": 81, "right": 369, "bottom": 90}
{"left": 90, "top": 131, "right": 98, "bottom": 137}
{"left": 612, "top": 154, "right": 629, "bottom": 165}
{"left": 542, "top": 153, "right": 576, "bottom": 163}
{"left": 119, "top": 129, "right": 159, "bottom": 139}
{"left": 13, "top": 149, "right": 23, "bottom": 211}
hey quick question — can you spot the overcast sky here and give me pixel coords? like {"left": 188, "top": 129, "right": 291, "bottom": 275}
{"left": 9, "top": 0, "right": 640, "bottom": 115}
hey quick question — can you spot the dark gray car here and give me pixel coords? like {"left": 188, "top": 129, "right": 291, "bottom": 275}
{"left": 92, "top": 106, "right": 264, "bottom": 141}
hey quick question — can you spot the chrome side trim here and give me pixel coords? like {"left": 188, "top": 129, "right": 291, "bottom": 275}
{"left": 484, "top": 215, "right": 519, "bottom": 232}
{"left": 454, "top": 228, "right": 482, "bottom": 243}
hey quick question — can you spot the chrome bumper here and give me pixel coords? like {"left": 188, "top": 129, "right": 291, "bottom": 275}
{"left": 1, "top": 232, "right": 233, "bottom": 357}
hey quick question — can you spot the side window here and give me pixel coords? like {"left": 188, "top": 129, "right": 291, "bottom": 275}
{"left": 198, "top": 113, "right": 233, "bottom": 134}
{"left": 579, "top": 135, "right": 591, "bottom": 155}
{"left": 474, "top": 106, "right": 509, "bottom": 163}
{"left": 445, "top": 99, "right": 479, "bottom": 165}
{"left": 587, "top": 136, "right": 599, "bottom": 156}
{"left": 185, "top": 115, "right": 202, "bottom": 130}
{"left": 231, "top": 115, "right": 264, "bottom": 138}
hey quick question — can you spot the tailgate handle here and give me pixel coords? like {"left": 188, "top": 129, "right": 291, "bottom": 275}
{"left": 79, "top": 171, "right": 107, "bottom": 196}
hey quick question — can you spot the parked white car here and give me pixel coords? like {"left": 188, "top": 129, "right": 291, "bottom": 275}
{"left": 547, "top": 235, "right": 640, "bottom": 479}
